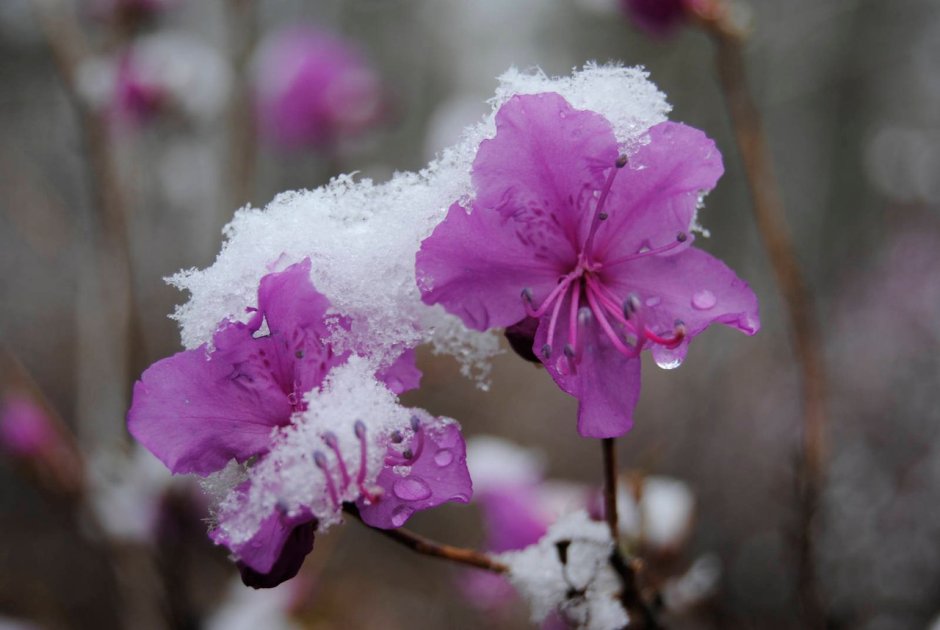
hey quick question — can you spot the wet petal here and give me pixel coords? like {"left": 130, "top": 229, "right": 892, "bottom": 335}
{"left": 504, "top": 316, "right": 541, "bottom": 364}
{"left": 127, "top": 324, "right": 292, "bottom": 476}
{"left": 417, "top": 202, "right": 563, "bottom": 330}
{"left": 357, "top": 418, "right": 472, "bottom": 529}
{"left": 534, "top": 301, "right": 642, "bottom": 438}
{"left": 474, "top": 93, "right": 620, "bottom": 259}
{"left": 606, "top": 246, "right": 760, "bottom": 349}
{"left": 597, "top": 122, "right": 724, "bottom": 259}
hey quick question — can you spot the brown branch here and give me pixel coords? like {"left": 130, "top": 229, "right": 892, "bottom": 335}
{"left": 344, "top": 504, "right": 508, "bottom": 573}
{"left": 225, "top": 0, "right": 259, "bottom": 215}
{"left": 30, "top": 0, "right": 147, "bottom": 386}
{"left": 601, "top": 439, "right": 662, "bottom": 629}
{"left": 693, "top": 3, "right": 828, "bottom": 627}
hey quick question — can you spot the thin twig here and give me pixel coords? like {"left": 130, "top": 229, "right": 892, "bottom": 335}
{"left": 30, "top": 0, "right": 147, "bottom": 387}
{"left": 343, "top": 504, "right": 508, "bottom": 573}
{"left": 602, "top": 439, "right": 662, "bottom": 629}
{"left": 693, "top": 3, "right": 828, "bottom": 626}
{"left": 226, "top": 0, "right": 259, "bottom": 215}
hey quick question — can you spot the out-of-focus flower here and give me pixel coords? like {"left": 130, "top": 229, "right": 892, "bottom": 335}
{"left": 77, "top": 32, "right": 231, "bottom": 126}
{"left": 88, "top": 0, "right": 181, "bottom": 23}
{"left": 417, "top": 92, "right": 759, "bottom": 438}
{"left": 621, "top": 0, "right": 690, "bottom": 35}
{"left": 129, "top": 259, "right": 470, "bottom": 587}
{"left": 616, "top": 474, "right": 696, "bottom": 552}
{"left": 206, "top": 575, "right": 302, "bottom": 630}
{"left": 0, "top": 394, "right": 58, "bottom": 458}
{"left": 253, "top": 27, "right": 385, "bottom": 151}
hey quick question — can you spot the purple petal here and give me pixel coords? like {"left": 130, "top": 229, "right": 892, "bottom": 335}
{"left": 357, "top": 418, "right": 472, "bottom": 529}
{"left": 417, "top": 202, "right": 563, "bottom": 330}
{"left": 128, "top": 260, "right": 348, "bottom": 476}
{"left": 252, "top": 259, "right": 350, "bottom": 396}
{"left": 474, "top": 93, "right": 620, "bottom": 255}
{"left": 535, "top": 300, "right": 642, "bottom": 438}
{"left": 211, "top": 508, "right": 316, "bottom": 587}
{"left": 127, "top": 325, "right": 292, "bottom": 475}
{"left": 606, "top": 246, "right": 760, "bottom": 348}
{"left": 597, "top": 122, "right": 724, "bottom": 260}
{"left": 376, "top": 349, "right": 422, "bottom": 395}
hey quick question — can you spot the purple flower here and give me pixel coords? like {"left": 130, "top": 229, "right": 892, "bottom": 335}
{"left": 0, "top": 395, "right": 58, "bottom": 458}
{"left": 113, "top": 52, "right": 167, "bottom": 125}
{"left": 253, "top": 27, "right": 384, "bottom": 151}
{"left": 129, "top": 259, "right": 470, "bottom": 587}
{"left": 621, "top": 0, "right": 698, "bottom": 36}
{"left": 417, "top": 93, "right": 759, "bottom": 438}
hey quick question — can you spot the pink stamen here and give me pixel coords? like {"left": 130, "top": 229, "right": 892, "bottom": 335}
{"left": 643, "top": 323, "right": 686, "bottom": 349}
{"left": 543, "top": 282, "right": 568, "bottom": 357}
{"left": 314, "top": 451, "right": 339, "bottom": 508}
{"left": 585, "top": 286, "right": 640, "bottom": 358}
{"left": 522, "top": 273, "right": 576, "bottom": 319}
{"left": 583, "top": 155, "right": 628, "bottom": 259}
{"left": 354, "top": 420, "right": 371, "bottom": 497}
{"left": 323, "top": 432, "right": 351, "bottom": 489}
{"left": 603, "top": 233, "right": 688, "bottom": 267}
{"left": 565, "top": 281, "right": 581, "bottom": 360}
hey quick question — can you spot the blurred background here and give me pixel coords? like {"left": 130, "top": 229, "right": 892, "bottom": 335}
{"left": 1, "top": 0, "right": 939, "bottom": 628}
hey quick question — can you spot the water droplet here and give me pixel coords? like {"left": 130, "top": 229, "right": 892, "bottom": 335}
{"left": 391, "top": 505, "right": 415, "bottom": 527}
{"left": 645, "top": 296, "right": 661, "bottom": 307}
{"left": 655, "top": 357, "right": 682, "bottom": 370}
{"left": 393, "top": 476, "right": 432, "bottom": 501}
{"left": 691, "top": 289, "right": 717, "bottom": 310}
{"left": 434, "top": 449, "right": 454, "bottom": 467}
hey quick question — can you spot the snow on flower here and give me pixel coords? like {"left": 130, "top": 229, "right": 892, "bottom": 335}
{"left": 253, "top": 27, "right": 385, "bottom": 151}
{"left": 499, "top": 510, "right": 629, "bottom": 630}
{"left": 129, "top": 260, "right": 470, "bottom": 587}
{"left": 169, "top": 64, "right": 670, "bottom": 384}
{"left": 416, "top": 91, "right": 759, "bottom": 437}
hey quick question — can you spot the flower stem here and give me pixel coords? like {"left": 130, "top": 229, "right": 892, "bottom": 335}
{"left": 602, "top": 439, "right": 662, "bottom": 629}
{"left": 694, "top": 3, "right": 828, "bottom": 626}
{"left": 343, "top": 504, "right": 508, "bottom": 573}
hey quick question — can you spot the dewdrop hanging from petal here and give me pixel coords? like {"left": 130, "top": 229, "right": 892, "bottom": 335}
{"left": 417, "top": 92, "right": 760, "bottom": 438}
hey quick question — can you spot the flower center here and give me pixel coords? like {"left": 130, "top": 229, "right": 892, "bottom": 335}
{"left": 520, "top": 155, "right": 688, "bottom": 373}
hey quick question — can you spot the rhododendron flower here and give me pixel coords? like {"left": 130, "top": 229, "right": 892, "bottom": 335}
{"left": 129, "top": 259, "right": 470, "bottom": 587}
{"left": 0, "top": 395, "right": 58, "bottom": 458}
{"left": 417, "top": 92, "right": 759, "bottom": 437}
{"left": 621, "top": 0, "right": 701, "bottom": 36}
{"left": 254, "top": 27, "right": 384, "bottom": 151}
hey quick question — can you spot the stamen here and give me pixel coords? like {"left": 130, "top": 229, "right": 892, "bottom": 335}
{"left": 567, "top": 281, "right": 581, "bottom": 360}
{"left": 354, "top": 420, "right": 369, "bottom": 491}
{"left": 541, "top": 343, "right": 552, "bottom": 359}
{"left": 585, "top": 286, "right": 640, "bottom": 358}
{"left": 314, "top": 450, "right": 339, "bottom": 507}
{"left": 521, "top": 274, "right": 576, "bottom": 319}
{"left": 390, "top": 430, "right": 404, "bottom": 444}
{"left": 643, "top": 321, "right": 686, "bottom": 348}
{"left": 623, "top": 293, "right": 641, "bottom": 319}
{"left": 544, "top": 281, "right": 568, "bottom": 353}
{"left": 583, "top": 155, "right": 628, "bottom": 257}
{"left": 603, "top": 233, "right": 689, "bottom": 267}
{"left": 323, "top": 432, "right": 351, "bottom": 488}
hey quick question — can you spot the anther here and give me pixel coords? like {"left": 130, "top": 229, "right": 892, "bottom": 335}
{"left": 676, "top": 231, "right": 687, "bottom": 243}
{"left": 323, "top": 431, "right": 339, "bottom": 448}
{"left": 313, "top": 451, "right": 329, "bottom": 469}
{"left": 615, "top": 154, "right": 628, "bottom": 168}
{"left": 598, "top": 212, "right": 608, "bottom": 221}
{"left": 402, "top": 448, "right": 414, "bottom": 460}
{"left": 410, "top": 415, "right": 421, "bottom": 432}
{"left": 578, "top": 306, "right": 593, "bottom": 326}
{"left": 541, "top": 343, "right": 552, "bottom": 359}
{"left": 354, "top": 420, "right": 366, "bottom": 440}
{"left": 521, "top": 287, "right": 534, "bottom": 303}
{"left": 390, "top": 430, "right": 404, "bottom": 444}
{"left": 563, "top": 344, "right": 576, "bottom": 358}
{"left": 623, "top": 293, "right": 641, "bottom": 318}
